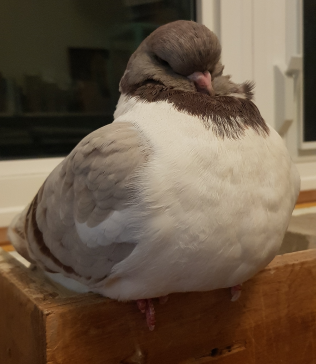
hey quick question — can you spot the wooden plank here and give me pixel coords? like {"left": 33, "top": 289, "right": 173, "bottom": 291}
{"left": 296, "top": 201, "right": 316, "bottom": 209}
{"left": 2, "top": 248, "right": 316, "bottom": 363}
{"left": 297, "top": 189, "right": 316, "bottom": 204}
{"left": 0, "top": 227, "right": 9, "bottom": 246}
{"left": 44, "top": 250, "right": 316, "bottom": 364}
{"left": 0, "top": 252, "right": 46, "bottom": 364}
{"left": 0, "top": 250, "right": 94, "bottom": 364}
{"left": 1, "top": 244, "right": 14, "bottom": 252}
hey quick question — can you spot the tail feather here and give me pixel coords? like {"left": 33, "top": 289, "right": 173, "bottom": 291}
{"left": 7, "top": 205, "right": 34, "bottom": 264}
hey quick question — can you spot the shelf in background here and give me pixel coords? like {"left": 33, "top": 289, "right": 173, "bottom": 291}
{"left": 0, "top": 113, "right": 113, "bottom": 159}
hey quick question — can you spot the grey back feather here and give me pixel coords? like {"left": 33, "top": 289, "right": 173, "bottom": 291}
{"left": 15, "top": 122, "right": 149, "bottom": 284}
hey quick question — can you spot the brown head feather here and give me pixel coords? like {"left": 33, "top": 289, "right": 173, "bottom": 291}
{"left": 120, "top": 20, "right": 254, "bottom": 100}
{"left": 147, "top": 20, "right": 221, "bottom": 76}
{"left": 120, "top": 20, "right": 221, "bottom": 94}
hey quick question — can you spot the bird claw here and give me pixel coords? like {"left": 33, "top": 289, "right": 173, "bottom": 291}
{"left": 136, "top": 299, "right": 156, "bottom": 330}
{"left": 136, "top": 299, "right": 147, "bottom": 313}
{"left": 231, "top": 284, "right": 242, "bottom": 302}
{"left": 145, "top": 299, "right": 155, "bottom": 331}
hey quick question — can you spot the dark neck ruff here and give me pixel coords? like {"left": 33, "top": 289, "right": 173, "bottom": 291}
{"left": 122, "top": 82, "right": 270, "bottom": 140}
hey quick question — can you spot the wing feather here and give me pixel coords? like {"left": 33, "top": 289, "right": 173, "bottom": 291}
{"left": 9, "top": 121, "right": 149, "bottom": 285}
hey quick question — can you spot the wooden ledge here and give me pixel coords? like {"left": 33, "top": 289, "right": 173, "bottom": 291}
{"left": 297, "top": 189, "right": 316, "bottom": 205}
{"left": 1, "top": 248, "right": 316, "bottom": 363}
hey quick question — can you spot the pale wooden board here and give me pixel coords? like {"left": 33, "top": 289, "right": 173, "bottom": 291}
{"left": 0, "top": 227, "right": 9, "bottom": 246}
{"left": 297, "top": 189, "right": 316, "bottom": 204}
{"left": 0, "top": 251, "right": 46, "bottom": 364}
{"left": 1, "top": 244, "right": 14, "bottom": 252}
{"left": 2, "top": 249, "right": 316, "bottom": 363}
{"left": 296, "top": 201, "right": 316, "bottom": 209}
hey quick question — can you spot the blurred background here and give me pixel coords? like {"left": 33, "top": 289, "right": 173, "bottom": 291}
{"left": 0, "top": 0, "right": 195, "bottom": 159}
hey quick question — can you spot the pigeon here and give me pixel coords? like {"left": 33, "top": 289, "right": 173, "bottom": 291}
{"left": 8, "top": 20, "right": 300, "bottom": 331}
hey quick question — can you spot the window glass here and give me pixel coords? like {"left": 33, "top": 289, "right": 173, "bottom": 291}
{"left": 303, "top": 0, "right": 316, "bottom": 142}
{"left": 0, "top": 0, "right": 195, "bottom": 159}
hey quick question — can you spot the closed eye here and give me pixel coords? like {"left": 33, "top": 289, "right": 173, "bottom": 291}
{"left": 154, "top": 55, "right": 170, "bottom": 68}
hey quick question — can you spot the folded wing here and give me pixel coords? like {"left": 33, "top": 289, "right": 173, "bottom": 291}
{"left": 9, "top": 121, "right": 148, "bottom": 285}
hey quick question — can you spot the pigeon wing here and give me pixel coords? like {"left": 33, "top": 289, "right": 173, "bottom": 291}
{"left": 9, "top": 121, "right": 148, "bottom": 285}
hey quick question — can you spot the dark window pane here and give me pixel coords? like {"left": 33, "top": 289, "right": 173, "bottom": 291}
{"left": 0, "top": 0, "right": 195, "bottom": 160}
{"left": 304, "top": 0, "right": 316, "bottom": 142}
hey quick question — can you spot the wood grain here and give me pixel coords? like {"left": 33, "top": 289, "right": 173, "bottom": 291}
{"left": 295, "top": 201, "right": 316, "bottom": 209}
{"left": 1, "top": 244, "right": 14, "bottom": 252}
{"left": 0, "top": 227, "right": 9, "bottom": 246}
{"left": 2, "top": 249, "right": 316, "bottom": 363}
{"left": 0, "top": 252, "right": 46, "bottom": 364}
{"left": 297, "top": 189, "right": 316, "bottom": 204}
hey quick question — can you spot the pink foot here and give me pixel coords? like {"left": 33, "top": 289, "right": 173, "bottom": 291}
{"left": 145, "top": 299, "right": 155, "bottom": 331}
{"left": 136, "top": 295, "right": 169, "bottom": 331}
{"left": 136, "top": 299, "right": 156, "bottom": 331}
{"left": 136, "top": 299, "right": 147, "bottom": 313}
{"left": 231, "top": 284, "right": 242, "bottom": 302}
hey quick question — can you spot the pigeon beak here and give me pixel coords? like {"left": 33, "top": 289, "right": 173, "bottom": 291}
{"left": 187, "top": 71, "right": 214, "bottom": 96}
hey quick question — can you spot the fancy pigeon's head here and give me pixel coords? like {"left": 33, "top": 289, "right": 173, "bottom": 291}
{"left": 147, "top": 20, "right": 221, "bottom": 78}
{"left": 120, "top": 20, "right": 251, "bottom": 98}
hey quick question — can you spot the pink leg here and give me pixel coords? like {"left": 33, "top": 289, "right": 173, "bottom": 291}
{"left": 136, "top": 299, "right": 147, "bottom": 313}
{"left": 145, "top": 299, "right": 155, "bottom": 331}
{"left": 231, "top": 284, "right": 242, "bottom": 302}
{"left": 136, "top": 296, "right": 169, "bottom": 331}
{"left": 136, "top": 299, "right": 156, "bottom": 331}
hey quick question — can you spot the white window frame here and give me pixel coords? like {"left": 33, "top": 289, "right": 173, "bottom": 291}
{"left": 197, "top": 0, "right": 316, "bottom": 186}
{"left": 0, "top": 0, "right": 315, "bottom": 227}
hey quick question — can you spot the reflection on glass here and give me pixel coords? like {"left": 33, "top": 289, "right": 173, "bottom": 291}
{"left": 0, "top": 0, "right": 195, "bottom": 159}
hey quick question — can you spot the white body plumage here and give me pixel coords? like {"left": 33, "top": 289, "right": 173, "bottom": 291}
{"left": 81, "top": 95, "right": 300, "bottom": 300}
